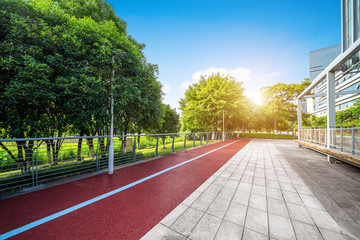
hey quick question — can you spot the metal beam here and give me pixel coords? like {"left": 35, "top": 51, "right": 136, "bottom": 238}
{"left": 303, "top": 90, "right": 360, "bottom": 98}
{"left": 298, "top": 38, "right": 360, "bottom": 99}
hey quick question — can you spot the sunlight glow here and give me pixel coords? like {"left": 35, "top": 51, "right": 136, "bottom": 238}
{"left": 246, "top": 91, "right": 263, "bottom": 106}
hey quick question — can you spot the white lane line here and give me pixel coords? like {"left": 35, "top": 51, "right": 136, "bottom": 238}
{"left": 1, "top": 140, "right": 240, "bottom": 239}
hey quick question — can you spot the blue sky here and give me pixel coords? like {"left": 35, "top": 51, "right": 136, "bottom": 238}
{"left": 109, "top": 0, "right": 341, "bottom": 109}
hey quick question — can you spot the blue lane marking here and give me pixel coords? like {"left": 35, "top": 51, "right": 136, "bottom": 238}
{"left": 1, "top": 140, "right": 239, "bottom": 240}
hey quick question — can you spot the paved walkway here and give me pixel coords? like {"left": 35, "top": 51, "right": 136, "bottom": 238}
{"left": 142, "top": 139, "right": 360, "bottom": 240}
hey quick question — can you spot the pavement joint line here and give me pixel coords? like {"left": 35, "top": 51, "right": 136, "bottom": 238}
{"left": 0, "top": 139, "right": 240, "bottom": 240}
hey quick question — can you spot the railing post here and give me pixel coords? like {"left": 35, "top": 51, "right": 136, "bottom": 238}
{"left": 340, "top": 125, "right": 343, "bottom": 152}
{"left": 324, "top": 126, "right": 327, "bottom": 147}
{"left": 31, "top": 144, "right": 35, "bottom": 188}
{"left": 352, "top": 125, "right": 355, "bottom": 155}
{"left": 172, "top": 135, "right": 175, "bottom": 153}
{"left": 184, "top": 133, "right": 187, "bottom": 150}
{"left": 193, "top": 133, "right": 196, "bottom": 148}
{"left": 200, "top": 133, "right": 202, "bottom": 146}
{"left": 132, "top": 135, "right": 137, "bottom": 162}
{"left": 95, "top": 138, "right": 100, "bottom": 171}
{"left": 206, "top": 133, "right": 208, "bottom": 144}
{"left": 318, "top": 127, "right": 321, "bottom": 145}
{"left": 35, "top": 147, "right": 38, "bottom": 187}
{"left": 156, "top": 135, "right": 159, "bottom": 157}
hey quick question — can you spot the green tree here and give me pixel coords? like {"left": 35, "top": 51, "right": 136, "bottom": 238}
{"left": 154, "top": 104, "right": 180, "bottom": 149}
{"left": 261, "top": 78, "right": 311, "bottom": 134}
{"left": 0, "top": 0, "right": 158, "bottom": 170}
{"left": 180, "top": 73, "right": 247, "bottom": 132}
{"left": 54, "top": 0, "right": 127, "bottom": 34}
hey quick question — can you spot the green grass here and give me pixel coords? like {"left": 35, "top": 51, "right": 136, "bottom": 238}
{"left": 241, "top": 133, "right": 296, "bottom": 139}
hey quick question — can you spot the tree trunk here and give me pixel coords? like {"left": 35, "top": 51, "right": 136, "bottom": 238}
{"left": 274, "top": 118, "right": 278, "bottom": 135}
{"left": 24, "top": 140, "right": 34, "bottom": 173}
{"left": 16, "top": 141, "right": 26, "bottom": 175}
{"left": 122, "top": 124, "right": 128, "bottom": 153}
{"left": 45, "top": 140, "right": 52, "bottom": 164}
{"left": 76, "top": 137, "right": 83, "bottom": 161}
{"left": 137, "top": 131, "right": 141, "bottom": 149}
{"left": 162, "top": 136, "right": 166, "bottom": 149}
{"left": 87, "top": 138, "right": 95, "bottom": 158}
{"left": 51, "top": 139, "right": 63, "bottom": 164}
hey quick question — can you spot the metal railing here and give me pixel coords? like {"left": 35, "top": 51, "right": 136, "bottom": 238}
{"left": 299, "top": 126, "right": 360, "bottom": 155}
{"left": 0, "top": 132, "right": 234, "bottom": 193}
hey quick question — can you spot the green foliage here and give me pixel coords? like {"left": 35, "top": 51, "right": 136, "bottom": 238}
{"left": 180, "top": 73, "right": 247, "bottom": 132}
{"left": 0, "top": 0, "right": 163, "bottom": 174}
{"left": 157, "top": 104, "right": 181, "bottom": 133}
{"left": 303, "top": 100, "right": 360, "bottom": 127}
{"left": 260, "top": 78, "right": 311, "bottom": 133}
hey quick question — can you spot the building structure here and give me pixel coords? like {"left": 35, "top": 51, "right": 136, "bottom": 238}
{"left": 298, "top": 0, "right": 360, "bottom": 148}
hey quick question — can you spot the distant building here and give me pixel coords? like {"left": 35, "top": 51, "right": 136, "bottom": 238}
{"left": 306, "top": 0, "right": 360, "bottom": 117}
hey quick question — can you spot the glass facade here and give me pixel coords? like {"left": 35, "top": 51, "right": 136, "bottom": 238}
{"left": 343, "top": 0, "right": 360, "bottom": 50}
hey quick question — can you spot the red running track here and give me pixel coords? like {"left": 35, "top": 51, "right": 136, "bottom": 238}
{"left": 0, "top": 139, "right": 250, "bottom": 240}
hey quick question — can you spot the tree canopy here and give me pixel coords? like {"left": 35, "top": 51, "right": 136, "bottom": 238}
{"left": 0, "top": 0, "right": 163, "bottom": 172}
{"left": 260, "top": 78, "right": 311, "bottom": 133}
{"left": 179, "top": 73, "right": 247, "bottom": 132}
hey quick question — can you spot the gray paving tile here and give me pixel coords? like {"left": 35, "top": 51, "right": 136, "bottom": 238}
{"left": 266, "top": 187, "right": 283, "bottom": 200}
{"left": 253, "top": 177, "right": 266, "bottom": 186}
{"left": 308, "top": 208, "right": 343, "bottom": 233}
{"left": 251, "top": 185, "right": 266, "bottom": 197}
{"left": 188, "top": 213, "right": 222, "bottom": 240}
{"left": 225, "top": 179, "right": 239, "bottom": 189}
{"left": 182, "top": 191, "right": 201, "bottom": 206}
{"left": 242, "top": 228, "right": 268, "bottom": 240}
{"left": 286, "top": 202, "right": 314, "bottom": 225}
{"left": 161, "top": 204, "right": 188, "bottom": 227}
{"left": 268, "top": 197, "right": 289, "bottom": 217}
{"left": 233, "top": 190, "right": 250, "bottom": 206}
{"left": 249, "top": 193, "right": 267, "bottom": 211}
{"left": 171, "top": 207, "right": 203, "bottom": 236}
{"left": 318, "top": 228, "right": 350, "bottom": 240}
{"left": 280, "top": 182, "right": 297, "bottom": 193}
{"left": 213, "top": 176, "right": 228, "bottom": 186}
{"left": 245, "top": 207, "right": 268, "bottom": 235}
{"left": 141, "top": 223, "right": 186, "bottom": 240}
{"left": 291, "top": 220, "right": 323, "bottom": 240}
{"left": 293, "top": 184, "right": 313, "bottom": 195}
{"left": 282, "top": 190, "right": 304, "bottom": 205}
{"left": 207, "top": 197, "right": 230, "bottom": 218}
{"left": 299, "top": 194, "right": 326, "bottom": 211}
{"left": 278, "top": 175, "right": 292, "bottom": 183}
{"left": 220, "top": 171, "right": 231, "bottom": 179}
{"left": 191, "top": 193, "right": 215, "bottom": 212}
{"left": 206, "top": 175, "right": 216, "bottom": 184}
{"left": 268, "top": 213, "right": 296, "bottom": 240}
{"left": 204, "top": 184, "right": 223, "bottom": 196}
{"left": 195, "top": 182, "right": 211, "bottom": 193}
{"left": 237, "top": 182, "right": 252, "bottom": 193}
{"left": 224, "top": 202, "right": 247, "bottom": 226}
{"left": 230, "top": 173, "right": 242, "bottom": 181}
{"left": 217, "top": 186, "right": 236, "bottom": 201}
{"left": 214, "top": 220, "right": 243, "bottom": 240}
{"left": 267, "top": 179, "right": 281, "bottom": 189}
{"left": 241, "top": 175, "right": 253, "bottom": 183}
{"left": 266, "top": 174, "right": 278, "bottom": 181}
